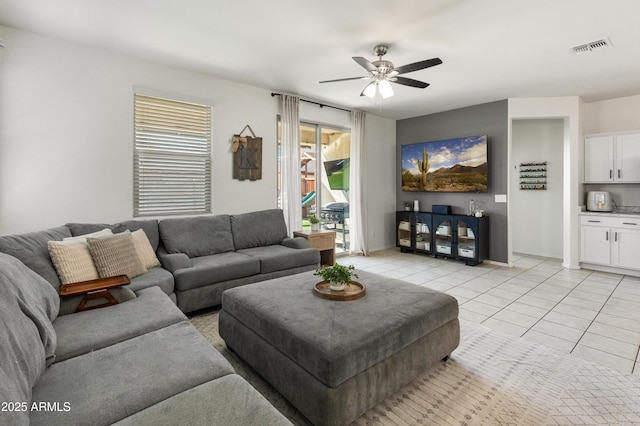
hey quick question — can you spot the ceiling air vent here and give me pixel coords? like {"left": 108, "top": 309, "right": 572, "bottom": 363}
{"left": 571, "top": 38, "right": 611, "bottom": 54}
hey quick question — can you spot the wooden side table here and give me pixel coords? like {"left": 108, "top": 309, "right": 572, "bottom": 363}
{"left": 59, "top": 275, "right": 130, "bottom": 312}
{"left": 293, "top": 230, "right": 336, "bottom": 266}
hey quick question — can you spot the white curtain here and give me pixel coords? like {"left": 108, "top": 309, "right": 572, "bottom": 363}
{"left": 349, "top": 110, "right": 368, "bottom": 255}
{"left": 280, "top": 95, "right": 302, "bottom": 234}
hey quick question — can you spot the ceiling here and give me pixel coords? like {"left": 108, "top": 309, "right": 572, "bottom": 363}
{"left": 1, "top": 0, "right": 640, "bottom": 120}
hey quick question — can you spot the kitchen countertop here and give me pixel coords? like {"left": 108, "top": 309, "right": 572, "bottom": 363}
{"left": 580, "top": 206, "right": 640, "bottom": 218}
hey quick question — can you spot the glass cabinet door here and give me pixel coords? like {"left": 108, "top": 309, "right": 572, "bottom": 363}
{"left": 434, "top": 216, "right": 453, "bottom": 255}
{"left": 456, "top": 218, "right": 476, "bottom": 259}
{"left": 396, "top": 212, "right": 412, "bottom": 248}
{"left": 414, "top": 213, "right": 431, "bottom": 252}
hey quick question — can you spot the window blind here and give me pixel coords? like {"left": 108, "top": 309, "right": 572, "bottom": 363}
{"left": 133, "top": 94, "right": 212, "bottom": 216}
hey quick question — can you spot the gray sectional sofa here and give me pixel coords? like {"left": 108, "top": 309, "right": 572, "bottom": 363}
{"left": 0, "top": 208, "right": 318, "bottom": 425}
{"left": 0, "top": 208, "right": 320, "bottom": 314}
{"left": 0, "top": 252, "right": 291, "bottom": 426}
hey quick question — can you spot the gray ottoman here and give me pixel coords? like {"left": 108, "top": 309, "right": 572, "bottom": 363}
{"left": 219, "top": 270, "right": 459, "bottom": 425}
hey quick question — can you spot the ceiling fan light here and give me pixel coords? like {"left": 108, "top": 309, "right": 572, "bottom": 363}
{"left": 379, "top": 79, "right": 394, "bottom": 98}
{"left": 363, "top": 82, "right": 377, "bottom": 98}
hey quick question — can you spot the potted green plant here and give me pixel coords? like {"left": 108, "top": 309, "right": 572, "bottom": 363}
{"left": 314, "top": 263, "right": 359, "bottom": 291}
{"left": 307, "top": 214, "right": 320, "bottom": 231}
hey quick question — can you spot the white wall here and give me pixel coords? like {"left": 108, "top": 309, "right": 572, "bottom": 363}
{"left": 0, "top": 25, "right": 278, "bottom": 233}
{"left": 583, "top": 94, "right": 640, "bottom": 134}
{"left": 0, "top": 25, "right": 398, "bottom": 251}
{"left": 511, "top": 119, "right": 564, "bottom": 258}
{"left": 363, "top": 114, "right": 396, "bottom": 252}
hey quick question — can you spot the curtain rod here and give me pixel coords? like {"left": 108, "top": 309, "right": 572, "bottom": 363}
{"left": 271, "top": 92, "right": 351, "bottom": 113}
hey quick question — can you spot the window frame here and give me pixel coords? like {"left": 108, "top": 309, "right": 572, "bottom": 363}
{"left": 133, "top": 88, "right": 213, "bottom": 217}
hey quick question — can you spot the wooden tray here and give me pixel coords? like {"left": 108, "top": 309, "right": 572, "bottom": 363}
{"left": 59, "top": 275, "right": 130, "bottom": 296}
{"left": 313, "top": 281, "right": 366, "bottom": 301}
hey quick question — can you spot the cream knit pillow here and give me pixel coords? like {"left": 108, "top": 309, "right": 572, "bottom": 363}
{"left": 48, "top": 239, "right": 100, "bottom": 284}
{"left": 131, "top": 229, "right": 160, "bottom": 269}
{"left": 87, "top": 231, "right": 147, "bottom": 279}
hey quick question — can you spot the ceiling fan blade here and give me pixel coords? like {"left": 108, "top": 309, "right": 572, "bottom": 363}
{"left": 353, "top": 56, "right": 378, "bottom": 72}
{"left": 319, "top": 76, "right": 368, "bottom": 84}
{"left": 392, "top": 76, "right": 430, "bottom": 89}
{"left": 394, "top": 58, "right": 443, "bottom": 75}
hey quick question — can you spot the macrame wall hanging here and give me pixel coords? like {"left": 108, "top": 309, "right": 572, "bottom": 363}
{"left": 231, "top": 125, "right": 262, "bottom": 181}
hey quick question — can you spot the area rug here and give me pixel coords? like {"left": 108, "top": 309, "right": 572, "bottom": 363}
{"left": 190, "top": 310, "right": 640, "bottom": 425}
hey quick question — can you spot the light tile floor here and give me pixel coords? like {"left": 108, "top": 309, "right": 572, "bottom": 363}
{"left": 343, "top": 248, "right": 640, "bottom": 375}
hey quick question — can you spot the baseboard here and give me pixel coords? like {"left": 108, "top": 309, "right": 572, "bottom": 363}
{"left": 579, "top": 262, "right": 640, "bottom": 278}
{"left": 484, "top": 259, "right": 509, "bottom": 268}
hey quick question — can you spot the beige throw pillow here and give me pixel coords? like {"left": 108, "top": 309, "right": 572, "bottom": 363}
{"left": 48, "top": 239, "right": 100, "bottom": 284}
{"left": 63, "top": 228, "right": 113, "bottom": 242}
{"left": 87, "top": 231, "right": 147, "bottom": 279}
{"left": 131, "top": 229, "right": 161, "bottom": 269}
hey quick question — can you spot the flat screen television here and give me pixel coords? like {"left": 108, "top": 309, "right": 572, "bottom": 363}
{"left": 323, "top": 158, "right": 350, "bottom": 190}
{"left": 401, "top": 135, "right": 488, "bottom": 192}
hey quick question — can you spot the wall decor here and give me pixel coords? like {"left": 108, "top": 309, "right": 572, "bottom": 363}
{"left": 519, "top": 161, "right": 546, "bottom": 190}
{"left": 232, "top": 124, "right": 262, "bottom": 181}
{"left": 401, "top": 135, "right": 488, "bottom": 192}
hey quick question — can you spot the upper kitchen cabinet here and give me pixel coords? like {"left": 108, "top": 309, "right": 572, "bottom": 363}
{"left": 616, "top": 133, "right": 640, "bottom": 182}
{"left": 584, "top": 132, "right": 640, "bottom": 183}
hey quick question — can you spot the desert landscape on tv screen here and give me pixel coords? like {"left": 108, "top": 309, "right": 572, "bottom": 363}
{"left": 402, "top": 135, "right": 488, "bottom": 192}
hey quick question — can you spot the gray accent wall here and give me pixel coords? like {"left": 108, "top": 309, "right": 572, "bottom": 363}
{"left": 396, "top": 100, "right": 509, "bottom": 263}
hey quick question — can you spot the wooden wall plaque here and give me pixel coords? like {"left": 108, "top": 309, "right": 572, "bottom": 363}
{"left": 232, "top": 125, "right": 262, "bottom": 181}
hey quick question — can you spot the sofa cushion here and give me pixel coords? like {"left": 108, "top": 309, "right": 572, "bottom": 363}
{"left": 129, "top": 266, "right": 175, "bottom": 296}
{"left": 157, "top": 250, "right": 191, "bottom": 273}
{"left": 159, "top": 215, "right": 234, "bottom": 257}
{"left": 0, "top": 253, "right": 59, "bottom": 365}
{"left": 0, "top": 282, "right": 47, "bottom": 426}
{"left": 30, "top": 321, "right": 235, "bottom": 426}
{"left": 174, "top": 252, "right": 260, "bottom": 292}
{"left": 231, "top": 209, "right": 289, "bottom": 250}
{"left": 53, "top": 287, "right": 186, "bottom": 362}
{"left": 66, "top": 222, "right": 127, "bottom": 236}
{"left": 66, "top": 220, "right": 161, "bottom": 251}
{"left": 131, "top": 229, "right": 160, "bottom": 269}
{"left": 87, "top": 231, "right": 147, "bottom": 279}
{"left": 58, "top": 288, "right": 137, "bottom": 317}
{"left": 0, "top": 226, "right": 72, "bottom": 288}
{"left": 63, "top": 228, "right": 113, "bottom": 241}
{"left": 111, "top": 375, "right": 292, "bottom": 426}
{"left": 237, "top": 245, "right": 320, "bottom": 274}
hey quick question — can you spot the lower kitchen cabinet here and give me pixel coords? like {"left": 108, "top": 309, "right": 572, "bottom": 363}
{"left": 580, "top": 214, "right": 640, "bottom": 271}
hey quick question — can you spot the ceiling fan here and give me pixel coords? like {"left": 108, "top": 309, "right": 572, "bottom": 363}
{"left": 319, "top": 44, "right": 442, "bottom": 99}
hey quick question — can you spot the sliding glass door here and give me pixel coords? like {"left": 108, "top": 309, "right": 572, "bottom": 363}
{"left": 277, "top": 120, "right": 351, "bottom": 253}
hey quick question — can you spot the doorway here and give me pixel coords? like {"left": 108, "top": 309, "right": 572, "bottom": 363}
{"left": 511, "top": 119, "right": 564, "bottom": 258}
{"left": 278, "top": 120, "right": 351, "bottom": 254}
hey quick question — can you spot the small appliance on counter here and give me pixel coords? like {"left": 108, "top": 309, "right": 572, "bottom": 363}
{"left": 586, "top": 191, "right": 613, "bottom": 212}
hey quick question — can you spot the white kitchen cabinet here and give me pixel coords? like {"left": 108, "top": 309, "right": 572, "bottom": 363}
{"left": 612, "top": 227, "right": 640, "bottom": 269}
{"left": 584, "top": 136, "right": 614, "bottom": 182}
{"left": 580, "top": 215, "right": 640, "bottom": 271}
{"left": 615, "top": 133, "right": 640, "bottom": 182}
{"left": 584, "top": 132, "right": 640, "bottom": 183}
{"left": 580, "top": 224, "right": 610, "bottom": 264}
